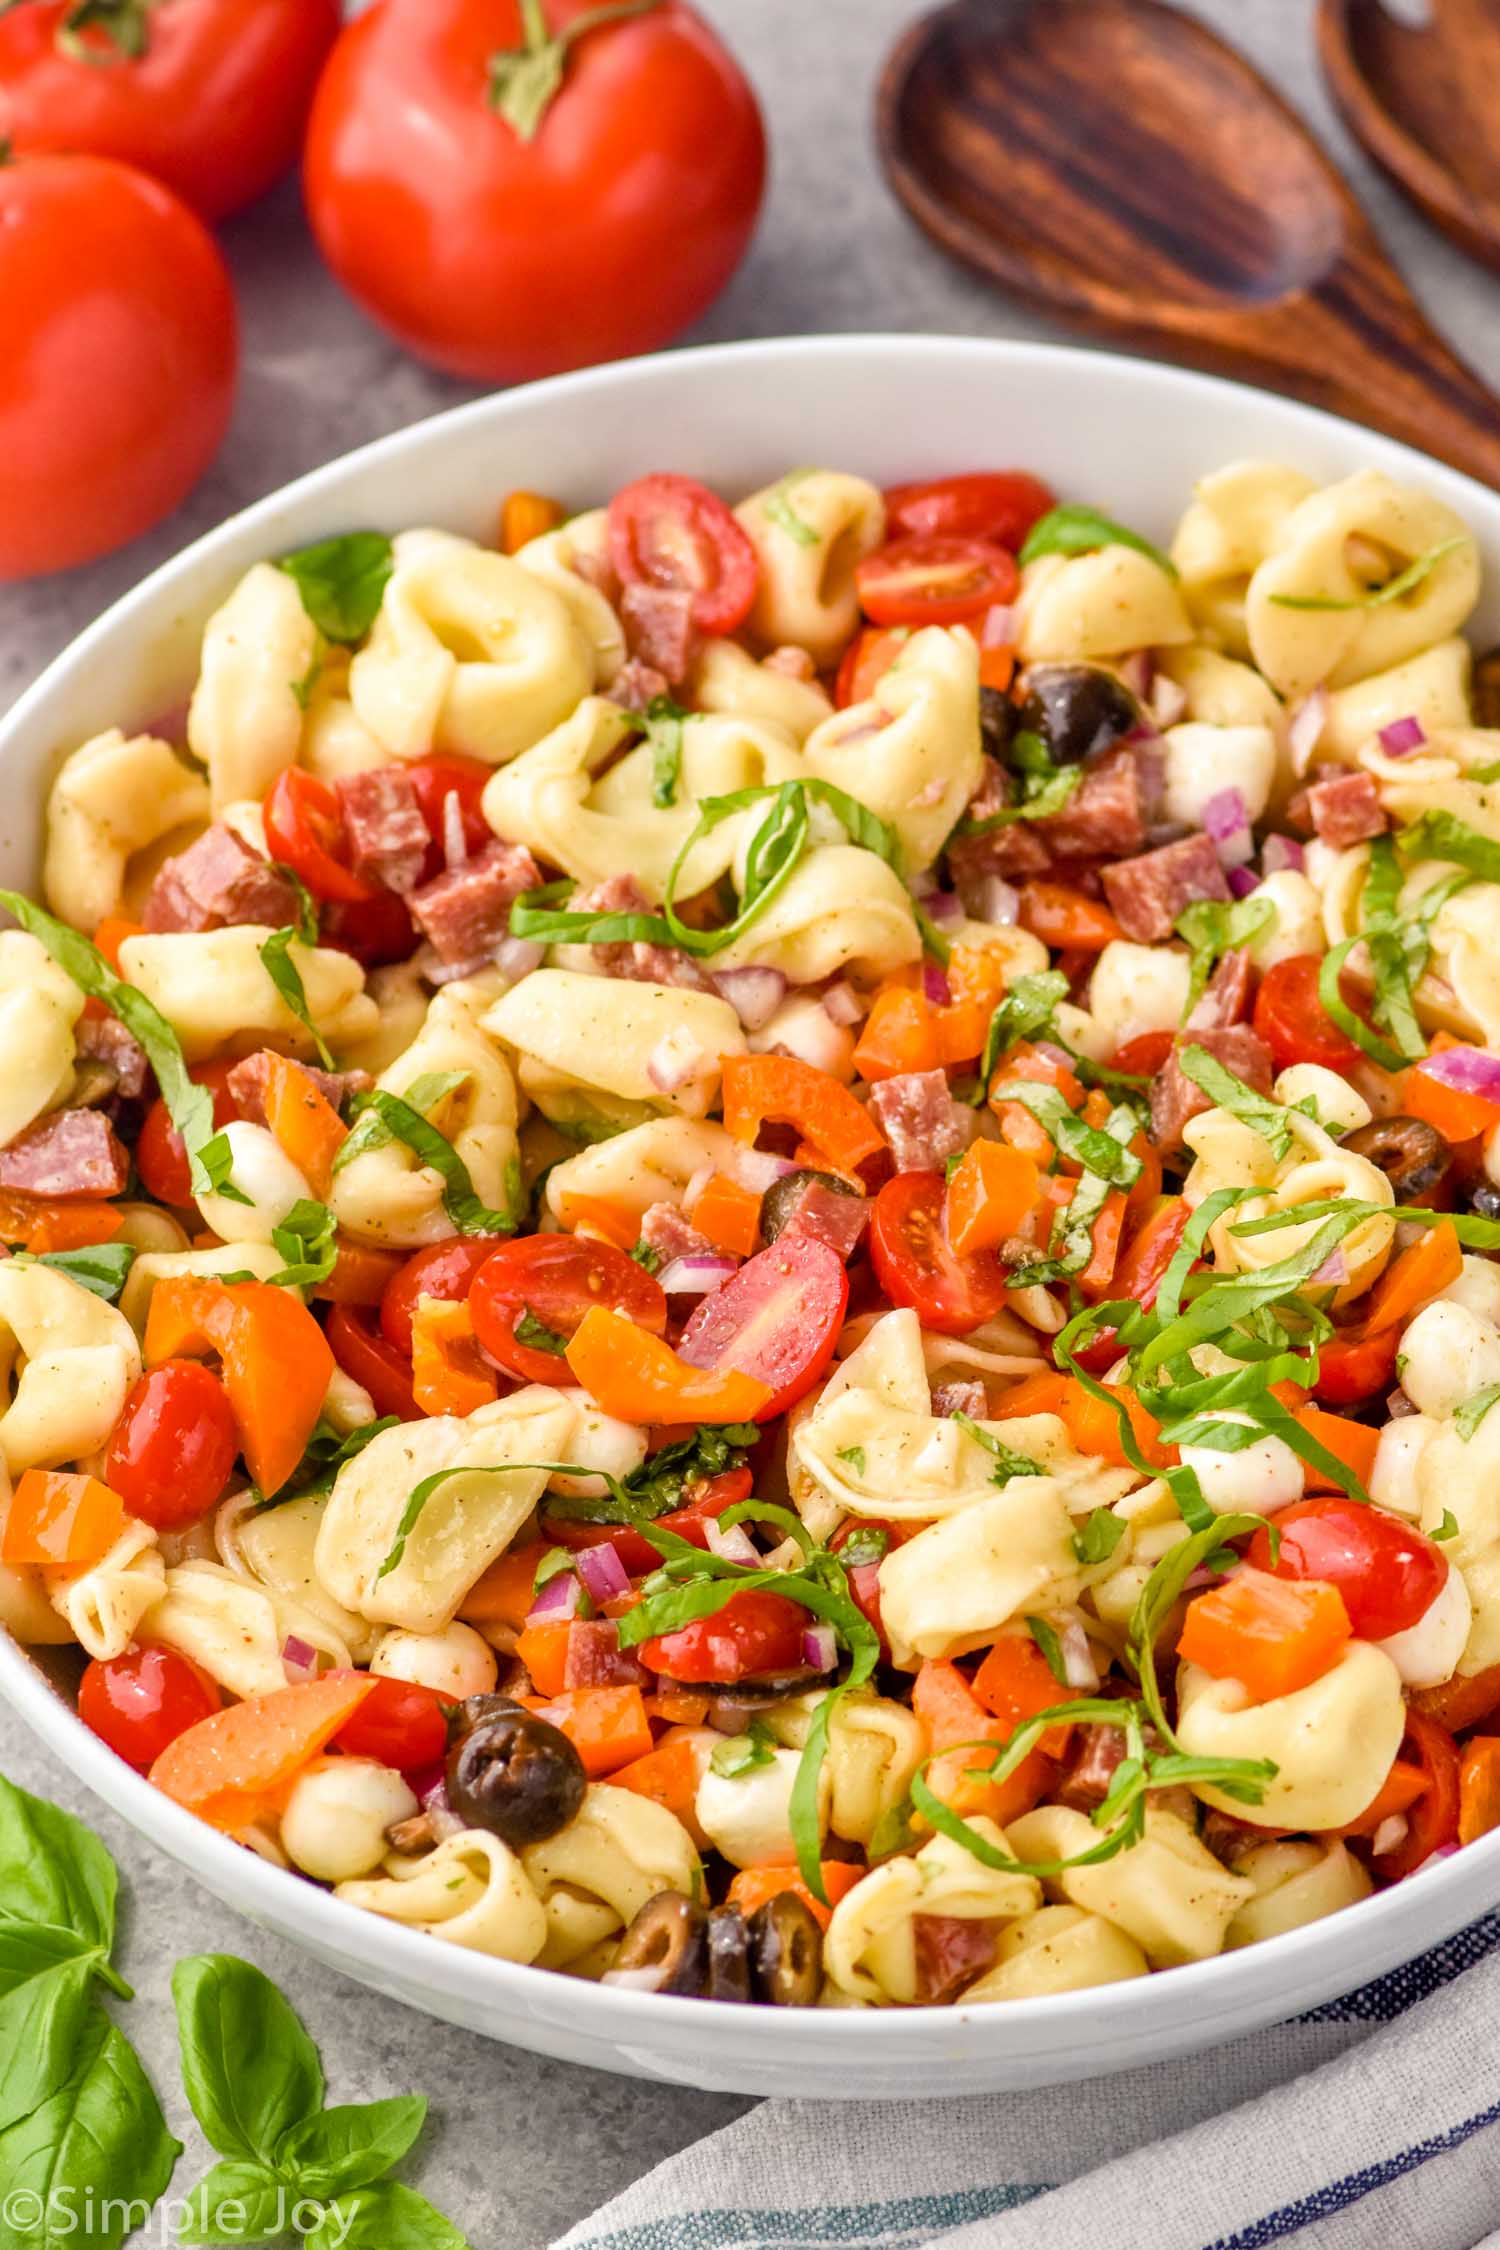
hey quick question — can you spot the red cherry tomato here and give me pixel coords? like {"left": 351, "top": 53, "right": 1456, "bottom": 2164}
{"left": 855, "top": 535, "right": 1019, "bottom": 628}
{"left": 830, "top": 1517, "right": 907, "bottom": 1656}
{"left": 869, "top": 1172, "right": 1009, "bottom": 1337}
{"left": 334, "top": 1674, "right": 450, "bottom": 1772}
{"left": 541, "top": 1467, "right": 753, "bottom": 1577}
{"left": 1372, "top": 1710, "right": 1461, "bottom": 1881}
{"left": 263, "top": 767, "right": 374, "bottom": 905}
{"left": 469, "top": 1234, "right": 668, "bottom": 1385}
{"left": 79, "top": 1645, "right": 219, "bottom": 1772}
{"left": 319, "top": 890, "right": 417, "bottom": 969}
{"left": 405, "top": 754, "right": 494, "bottom": 882}
{"left": 640, "top": 1587, "right": 809, "bottom": 1684}
{"left": 326, "top": 1305, "right": 419, "bottom": 1422}
{"left": 1110, "top": 1031, "right": 1177, "bottom": 1078}
{"left": 883, "top": 472, "right": 1055, "bottom": 549}
{"left": 835, "top": 625, "right": 912, "bottom": 708}
{"left": 1314, "top": 1325, "right": 1400, "bottom": 1407}
{"left": 381, "top": 1238, "right": 502, "bottom": 1358}
{"left": 0, "top": 152, "right": 236, "bottom": 581}
{"left": 676, "top": 1237, "right": 848, "bottom": 1420}
{"left": 1115, "top": 1198, "right": 1192, "bottom": 1312}
{"left": 1246, "top": 1499, "right": 1448, "bottom": 1641}
{"left": 135, "top": 1058, "right": 240, "bottom": 1208}
{"left": 0, "top": 0, "right": 340, "bottom": 224}
{"left": 607, "top": 473, "right": 759, "bottom": 636}
{"left": 304, "top": 0, "right": 766, "bottom": 385}
{"left": 106, "top": 1360, "right": 240, "bottom": 1532}
{"left": 1252, "top": 955, "right": 1364, "bottom": 1075}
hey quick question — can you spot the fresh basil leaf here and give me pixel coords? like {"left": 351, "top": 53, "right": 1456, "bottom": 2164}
{"left": 335, "top": 1072, "right": 470, "bottom": 1172}
{"left": 1177, "top": 1044, "right": 1294, "bottom": 1160}
{"left": 973, "top": 969, "right": 1070, "bottom": 1102}
{"left": 344, "top": 1090, "right": 518, "bottom": 1237}
{"left": 642, "top": 696, "right": 688, "bottom": 810}
{"left": 1433, "top": 1509, "right": 1460, "bottom": 1541}
{"left": 266, "top": 1199, "right": 338, "bottom": 1291}
{"left": 709, "top": 1719, "right": 778, "bottom": 1780}
{"left": 0, "top": 1950, "right": 97, "bottom": 2136}
{"left": 987, "top": 1080, "right": 1143, "bottom": 1187}
{"left": 279, "top": 532, "right": 394, "bottom": 644}
{"left": 1227, "top": 1198, "right": 1500, "bottom": 1250}
{"left": 1128, "top": 1516, "right": 1277, "bottom": 1778}
{"left": 1174, "top": 895, "right": 1276, "bottom": 1017}
{"left": 172, "top": 1954, "right": 324, "bottom": 2165}
{"left": 0, "top": 892, "right": 234, "bottom": 1199}
{"left": 1025, "top": 1615, "right": 1068, "bottom": 1684}
{"left": 1401, "top": 810, "right": 1500, "bottom": 885}
{"left": 1072, "top": 1507, "right": 1127, "bottom": 1566}
{"left": 258, "top": 928, "right": 335, "bottom": 1072}
{"left": 0, "top": 1777, "right": 118, "bottom": 1959}
{"left": 544, "top": 1423, "right": 758, "bottom": 1527}
{"left": 629, "top": 1241, "right": 663, "bottom": 1275}
{"left": 532, "top": 1546, "right": 573, "bottom": 1592}
{"left": 514, "top": 1306, "right": 567, "bottom": 1357}
{"left": 271, "top": 866, "right": 321, "bottom": 946}
{"left": 11, "top": 1242, "right": 137, "bottom": 1303}
{"left": 837, "top": 1524, "right": 888, "bottom": 1566}
{"left": 1455, "top": 1384, "right": 1500, "bottom": 1442}
{"left": 835, "top": 1444, "right": 866, "bottom": 1476}
{"left": 957, "top": 734, "right": 1081, "bottom": 833}
{"left": 761, "top": 470, "right": 820, "bottom": 550}
{"left": 275, "top": 2095, "right": 427, "bottom": 2200}
{"left": 0, "top": 2012, "right": 181, "bottom": 2250}
{"left": 308, "top": 2182, "right": 471, "bottom": 2250}
{"left": 1267, "top": 536, "right": 1466, "bottom": 612}
{"left": 175, "top": 2159, "right": 287, "bottom": 2246}
{"left": 952, "top": 1411, "right": 1045, "bottom": 1482}
{"left": 1018, "top": 502, "right": 1177, "bottom": 578}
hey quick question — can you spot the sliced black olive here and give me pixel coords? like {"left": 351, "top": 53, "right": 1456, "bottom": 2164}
{"left": 1341, "top": 1115, "right": 1449, "bottom": 1201}
{"left": 979, "top": 685, "right": 1018, "bottom": 762}
{"left": 749, "top": 1891, "right": 823, "bottom": 2007}
{"left": 613, "top": 1891, "right": 708, "bottom": 1996}
{"left": 706, "top": 1675, "right": 823, "bottom": 1732}
{"left": 446, "top": 1708, "right": 585, "bottom": 1849}
{"left": 705, "top": 1904, "right": 753, "bottom": 2003}
{"left": 1473, "top": 1185, "right": 1500, "bottom": 1222}
{"left": 759, "top": 1166, "right": 861, "bottom": 1245}
{"left": 458, "top": 1692, "right": 523, "bottom": 1733}
{"left": 1473, "top": 647, "right": 1500, "bottom": 730}
{"left": 1017, "top": 663, "right": 1139, "bottom": 765}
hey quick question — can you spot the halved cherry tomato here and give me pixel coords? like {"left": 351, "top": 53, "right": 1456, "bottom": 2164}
{"left": 677, "top": 1236, "right": 848, "bottom": 1419}
{"left": 607, "top": 472, "right": 758, "bottom": 636}
{"left": 855, "top": 534, "right": 1018, "bottom": 628}
{"left": 869, "top": 1171, "right": 1008, "bottom": 1337}
{"left": 1246, "top": 1498, "right": 1447, "bottom": 1641}
{"left": 640, "top": 1587, "right": 809, "bottom": 1684}
{"left": 1313, "top": 1324, "right": 1400, "bottom": 1405}
{"left": 326, "top": 1304, "right": 419, "bottom": 1422}
{"left": 106, "top": 1361, "right": 239, "bottom": 1533}
{"left": 1372, "top": 1709, "right": 1461, "bottom": 1880}
{"left": 542, "top": 1468, "right": 753, "bottom": 1578}
{"left": 263, "top": 766, "right": 373, "bottom": 904}
{"left": 470, "top": 1233, "right": 668, "bottom": 1386}
{"left": 380, "top": 1238, "right": 500, "bottom": 1357}
{"left": 831, "top": 1516, "right": 907, "bottom": 1656}
{"left": 79, "top": 1646, "right": 219, "bottom": 1773}
{"left": 318, "top": 889, "right": 416, "bottom": 967}
{"left": 883, "top": 472, "right": 1055, "bottom": 548}
{"left": 135, "top": 1058, "right": 240, "bottom": 1208}
{"left": 405, "top": 753, "right": 493, "bottom": 882}
{"left": 1110, "top": 1031, "right": 1177, "bottom": 1078}
{"left": 1114, "top": 1197, "right": 1192, "bottom": 1311}
{"left": 334, "top": 1675, "right": 450, "bottom": 1773}
{"left": 836, "top": 625, "right": 911, "bottom": 707}
{"left": 1252, "top": 954, "right": 1363, "bottom": 1074}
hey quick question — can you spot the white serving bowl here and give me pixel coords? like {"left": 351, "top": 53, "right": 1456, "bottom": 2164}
{"left": 2, "top": 335, "right": 1497, "bottom": 2097}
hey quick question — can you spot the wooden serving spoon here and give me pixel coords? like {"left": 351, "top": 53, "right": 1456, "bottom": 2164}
{"left": 876, "top": 0, "right": 1500, "bottom": 489}
{"left": 1318, "top": 0, "right": 1500, "bottom": 277}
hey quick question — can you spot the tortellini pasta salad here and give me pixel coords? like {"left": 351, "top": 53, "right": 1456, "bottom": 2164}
{"left": 7, "top": 455, "right": 1500, "bottom": 2015}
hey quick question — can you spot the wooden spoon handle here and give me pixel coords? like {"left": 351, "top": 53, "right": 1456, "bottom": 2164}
{"left": 1302, "top": 257, "right": 1500, "bottom": 491}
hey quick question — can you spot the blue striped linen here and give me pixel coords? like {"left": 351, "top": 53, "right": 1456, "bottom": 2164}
{"left": 557, "top": 1917, "right": 1500, "bottom": 2250}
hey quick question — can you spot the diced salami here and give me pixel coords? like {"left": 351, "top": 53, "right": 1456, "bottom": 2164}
{"left": 0, "top": 1109, "right": 129, "bottom": 1198}
{"left": 566, "top": 875, "right": 710, "bottom": 990}
{"left": 867, "top": 1069, "right": 976, "bottom": 1174}
{"left": 1035, "top": 745, "right": 1148, "bottom": 860}
{"left": 562, "top": 1618, "right": 652, "bottom": 1691}
{"left": 226, "top": 1050, "right": 372, "bottom": 1127}
{"left": 911, "top": 1914, "right": 1000, "bottom": 2004}
{"left": 1307, "top": 769, "right": 1387, "bottom": 850}
{"left": 620, "top": 583, "right": 696, "bottom": 685}
{"left": 931, "top": 1378, "right": 986, "bottom": 1419}
{"left": 1149, "top": 1025, "right": 1274, "bottom": 1153}
{"left": 143, "top": 824, "right": 303, "bottom": 935}
{"left": 1100, "top": 832, "right": 1231, "bottom": 942}
{"left": 610, "top": 657, "right": 672, "bottom": 715}
{"left": 73, "top": 1014, "right": 151, "bottom": 1102}
{"left": 1055, "top": 1721, "right": 1129, "bottom": 1812}
{"left": 947, "top": 762, "right": 1055, "bottom": 899}
{"left": 334, "top": 766, "right": 430, "bottom": 895}
{"left": 409, "top": 837, "right": 542, "bottom": 968}
{"left": 639, "top": 1203, "right": 712, "bottom": 1263}
{"left": 1185, "top": 946, "right": 1254, "bottom": 1033}
{"left": 776, "top": 1178, "right": 870, "bottom": 1262}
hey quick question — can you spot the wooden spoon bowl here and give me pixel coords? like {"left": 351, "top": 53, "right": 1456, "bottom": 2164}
{"left": 877, "top": 0, "right": 1500, "bottom": 488}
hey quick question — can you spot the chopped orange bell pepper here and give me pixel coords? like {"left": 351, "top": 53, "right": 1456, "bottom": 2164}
{"left": 565, "top": 1306, "right": 772, "bottom": 1425}
{"left": 1402, "top": 1045, "right": 1500, "bottom": 1144}
{"left": 854, "top": 987, "right": 941, "bottom": 1082}
{"left": 644, "top": 1682, "right": 711, "bottom": 1725}
{"left": 1332, "top": 1756, "right": 1428, "bottom": 1839}
{"left": 1, "top": 1469, "right": 125, "bottom": 1569}
{"left": 721, "top": 1054, "right": 885, "bottom": 1173}
{"left": 1017, "top": 882, "right": 1122, "bottom": 952}
{"left": 528, "top": 1685, "right": 653, "bottom": 1777}
{"left": 1458, "top": 1737, "right": 1500, "bottom": 1846}
{"left": 258, "top": 1053, "right": 348, "bottom": 1198}
{"left": 611, "top": 1726, "right": 718, "bottom": 1827}
{"left": 1413, "top": 1662, "right": 1500, "bottom": 1734}
{"left": 410, "top": 1297, "right": 498, "bottom": 1418}
{"left": 988, "top": 1038, "right": 1084, "bottom": 1156}
{"left": 1365, "top": 1221, "right": 1463, "bottom": 1335}
{"left": 726, "top": 1861, "right": 865, "bottom": 1932}
{"left": 92, "top": 917, "right": 145, "bottom": 974}
{"left": 499, "top": 489, "right": 564, "bottom": 553}
{"left": 0, "top": 1192, "right": 125, "bottom": 1254}
{"left": 555, "top": 1192, "right": 641, "bottom": 1252}
{"left": 934, "top": 998, "right": 990, "bottom": 1065}
{"left": 515, "top": 1618, "right": 572, "bottom": 1697}
{"left": 947, "top": 943, "right": 1011, "bottom": 1011}
{"left": 1177, "top": 1568, "right": 1351, "bottom": 1704}
{"left": 993, "top": 1370, "right": 1172, "bottom": 1470}
{"left": 971, "top": 1631, "right": 1078, "bottom": 1759}
{"left": 459, "top": 1539, "right": 552, "bottom": 1631}
{"left": 1037, "top": 1178, "right": 1128, "bottom": 1300}
{"left": 946, "top": 1142, "right": 1041, "bottom": 1257}
{"left": 1294, "top": 1405, "right": 1380, "bottom": 1492}
{"left": 144, "top": 1277, "right": 334, "bottom": 1498}
{"left": 150, "top": 1670, "right": 380, "bottom": 1832}
{"left": 312, "top": 1238, "right": 407, "bottom": 1306}
{"left": 690, "top": 1172, "right": 763, "bottom": 1259}
{"left": 913, "top": 1658, "right": 1053, "bottom": 1826}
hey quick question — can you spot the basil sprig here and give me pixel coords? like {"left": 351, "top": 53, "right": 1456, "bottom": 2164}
{"left": 1018, "top": 503, "right": 1177, "bottom": 578}
{"left": 278, "top": 531, "right": 394, "bottom": 644}
{"left": 266, "top": 1199, "right": 339, "bottom": 1290}
{"left": 9, "top": 1242, "right": 137, "bottom": 1302}
{"left": 956, "top": 731, "right": 1081, "bottom": 834}
{"left": 987, "top": 1080, "right": 1144, "bottom": 1188}
{"left": 340, "top": 1089, "right": 520, "bottom": 1238}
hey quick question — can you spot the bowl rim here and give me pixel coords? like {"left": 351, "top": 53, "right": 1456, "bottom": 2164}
{"left": 3, "top": 327, "right": 1498, "bottom": 2048}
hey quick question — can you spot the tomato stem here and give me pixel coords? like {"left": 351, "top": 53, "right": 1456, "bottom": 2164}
{"left": 26, "top": 0, "right": 159, "bottom": 64}
{"left": 488, "top": 0, "right": 662, "bottom": 141}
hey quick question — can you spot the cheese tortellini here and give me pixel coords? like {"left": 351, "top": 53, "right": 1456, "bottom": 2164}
{"left": 44, "top": 730, "right": 210, "bottom": 931}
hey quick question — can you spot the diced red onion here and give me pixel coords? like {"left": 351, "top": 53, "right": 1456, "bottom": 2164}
{"left": 1422, "top": 1045, "right": 1500, "bottom": 1103}
{"left": 646, "top": 1026, "right": 706, "bottom": 1095}
{"left": 923, "top": 890, "right": 964, "bottom": 926}
{"left": 1387, "top": 1386, "right": 1417, "bottom": 1419}
{"left": 976, "top": 876, "right": 1020, "bottom": 926}
{"left": 417, "top": 943, "right": 487, "bottom": 987}
{"left": 751, "top": 1001, "right": 853, "bottom": 1077}
{"left": 602, "top": 1963, "right": 672, "bottom": 1992}
{"left": 923, "top": 961, "right": 952, "bottom": 1007}
{"left": 1226, "top": 865, "right": 1260, "bottom": 898}
{"left": 1117, "top": 652, "right": 1152, "bottom": 698}
{"left": 704, "top": 1518, "right": 759, "bottom": 1565}
{"left": 281, "top": 1635, "right": 319, "bottom": 1685}
{"left": 1182, "top": 1565, "right": 1217, "bottom": 1592}
{"left": 1261, "top": 834, "right": 1305, "bottom": 877}
{"left": 657, "top": 1253, "right": 740, "bottom": 1296}
{"left": 723, "top": 1147, "right": 797, "bottom": 1193}
{"left": 526, "top": 1571, "right": 581, "bottom": 1624}
{"left": 408, "top": 1760, "right": 447, "bottom": 1807}
{"left": 1202, "top": 787, "right": 1252, "bottom": 865}
{"left": 979, "top": 603, "right": 1017, "bottom": 647}
{"left": 1310, "top": 1247, "right": 1349, "bottom": 1287}
{"left": 1378, "top": 714, "right": 1426, "bottom": 756}
{"left": 1288, "top": 687, "right": 1328, "bottom": 777}
{"left": 492, "top": 934, "right": 546, "bottom": 981}
{"left": 442, "top": 789, "right": 469, "bottom": 872}
{"left": 575, "top": 1542, "right": 631, "bottom": 1605}
{"left": 1056, "top": 1615, "right": 1100, "bottom": 1692}
{"left": 414, "top": 1773, "right": 465, "bottom": 1842}
{"left": 821, "top": 980, "right": 865, "bottom": 1027}
{"left": 1150, "top": 673, "right": 1188, "bottom": 727}
{"left": 712, "top": 965, "right": 787, "bottom": 1033}
{"left": 802, "top": 1623, "right": 838, "bottom": 1671}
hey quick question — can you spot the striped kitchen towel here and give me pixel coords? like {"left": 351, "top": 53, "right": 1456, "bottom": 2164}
{"left": 556, "top": 1914, "right": 1500, "bottom": 2250}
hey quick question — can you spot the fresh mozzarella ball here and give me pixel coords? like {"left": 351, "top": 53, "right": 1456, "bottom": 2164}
{"left": 1375, "top": 1560, "right": 1471, "bottom": 1689}
{"left": 1087, "top": 942, "right": 1192, "bottom": 1047}
{"left": 372, "top": 1621, "right": 498, "bottom": 1699}
{"left": 1369, "top": 1415, "right": 1441, "bottom": 1521}
{"left": 195, "top": 1120, "right": 312, "bottom": 1247}
{"left": 281, "top": 1756, "right": 417, "bottom": 1884}
{"left": 1161, "top": 722, "right": 1277, "bottom": 845}
{"left": 1176, "top": 1415, "right": 1304, "bottom": 1514}
{"left": 1398, "top": 1301, "right": 1500, "bottom": 1421}
{"left": 545, "top": 1390, "right": 649, "bottom": 1498}
{"left": 1272, "top": 1065, "right": 1371, "bottom": 1136}
{"left": 1439, "top": 1255, "right": 1500, "bottom": 1328}
{"left": 696, "top": 1747, "right": 825, "bottom": 1871}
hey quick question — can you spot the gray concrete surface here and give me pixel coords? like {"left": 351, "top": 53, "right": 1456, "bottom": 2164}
{"left": 3, "top": 1, "right": 1500, "bottom": 2241}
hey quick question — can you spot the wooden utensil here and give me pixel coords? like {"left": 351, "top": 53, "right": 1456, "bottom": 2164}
{"left": 1318, "top": 0, "right": 1500, "bottom": 277}
{"left": 876, "top": 0, "right": 1500, "bottom": 488}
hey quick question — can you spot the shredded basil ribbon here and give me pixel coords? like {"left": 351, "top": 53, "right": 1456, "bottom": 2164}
{"left": 1267, "top": 536, "right": 1466, "bottom": 612}
{"left": 258, "top": 927, "right": 335, "bottom": 1070}
{"left": 1018, "top": 503, "right": 1178, "bottom": 579}
{"left": 339, "top": 1088, "right": 519, "bottom": 1238}
{"left": 1174, "top": 895, "right": 1276, "bottom": 1019}
{"left": 987, "top": 1080, "right": 1144, "bottom": 1188}
{"left": 1177, "top": 1044, "right": 1295, "bottom": 1161}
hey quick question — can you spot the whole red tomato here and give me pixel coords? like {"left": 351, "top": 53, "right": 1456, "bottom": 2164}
{"left": 304, "top": 0, "right": 766, "bottom": 383}
{"left": 0, "top": 151, "right": 237, "bottom": 580}
{"left": 0, "top": 0, "right": 341, "bottom": 222}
